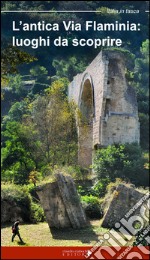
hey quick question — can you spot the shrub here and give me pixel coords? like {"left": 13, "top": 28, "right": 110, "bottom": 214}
{"left": 77, "top": 178, "right": 109, "bottom": 198}
{"left": 1, "top": 183, "right": 45, "bottom": 223}
{"left": 77, "top": 185, "right": 86, "bottom": 196}
{"left": 30, "top": 202, "right": 45, "bottom": 223}
{"left": 91, "top": 179, "right": 110, "bottom": 197}
{"left": 26, "top": 183, "right": 40, "bottom": 203}
{"left": 41, "top": 164, "right": 53, "bottom": 177}
{"left": 81, "top": 195, "right": 103, "bottom": 219}
{"left": 93, "top": 143, "right": 149, "bottom": 187}
{"left": 1, "top": 169, "right": 14, "bottom": 182}
{"left": 77, "top": 184, "right": 94, "bottom": 197}
{"left": 29, "top": 170, "right": 43, "bottom": 186}
{"left": 1, "top": 183, "right": 32, "bottom": 221}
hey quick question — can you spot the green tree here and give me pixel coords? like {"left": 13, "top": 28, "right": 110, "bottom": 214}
{"left": 7, "top": 74, "right": 29, "bottom": 97}
{"left": 1, "top": 121, "right": 43, "bottom": 184}
{"left": 2, "top": 78, "right": 78, "bottom": 184}
{"left": 1, "top": 43, "right": 36, "bottom": 85}
{"left": 6, "top": 100, "right": 29, "bottom": 122}
{"left": 133, "top": 40, "right": 149, "bottom": 149}
{"left": 30, "top": 65, "right": 50, "bottom": 94}
{"left": 52, "top": 56, "right": 87, "bottom": 81}
{"left": 32, "top": 78, "right": 78, "bottom": 166}
{"left": 30, "top": 65, "right": 48, "bottom": 82}
{"left": 93, "top": 143, "right": 149, "bottom": 187}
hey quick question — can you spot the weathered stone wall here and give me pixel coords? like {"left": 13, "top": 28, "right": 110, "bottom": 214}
{"left": 68, "top": 50, "right": 140, "bottom": 167}
{"left": 78, "top": 125, "right": 93, "bottom": 167}
{"left": 101, "top": 184, "right": 149, "bottom": 228}
{"left": 36, "top": 174, "right": 87, "bottom": 229}
{"left": 37, "top": 181, "right": 71, "bottom": 228}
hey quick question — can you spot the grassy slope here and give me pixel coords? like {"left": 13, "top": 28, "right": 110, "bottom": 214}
{"left": 1, "top": 221, "right": 135, "bottom": 247}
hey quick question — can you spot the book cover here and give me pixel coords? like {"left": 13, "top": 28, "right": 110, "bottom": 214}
{"left": 1, "top": 1, "right": 149, "bottom": 259}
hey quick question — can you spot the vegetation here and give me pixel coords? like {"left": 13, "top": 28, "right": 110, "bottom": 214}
{"left": 81, "top": 195, "right": 103, "bottom": 219}
{"left": 93, "top": 143, "right": 149, "bottom": 187}
{"left": 1, "top": 78, "right": 78, "bottom": 184}
{"left": 1, "top": 44, "right": 36, "bottom": 85}
{"left": 1, "top": 183, "right": 45, "bottom": 223}
{"left": 52, "top": 56, "right": 87, "bottom": 81}
{"left": 134, "top": 40, "right": 149, "bottom": 149}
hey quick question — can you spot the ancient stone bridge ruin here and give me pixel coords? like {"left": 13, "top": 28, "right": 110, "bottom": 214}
{"left": 68, "top": 50, "right": 140, "bottom": 168}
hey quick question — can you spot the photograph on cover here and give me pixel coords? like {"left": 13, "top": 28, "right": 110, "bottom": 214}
{"left": 1, "top": 1, "right": 149, "bottom": 259}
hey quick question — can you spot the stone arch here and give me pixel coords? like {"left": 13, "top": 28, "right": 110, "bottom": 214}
{"left": 68, "top": 50, "right": 140, "bottom": 168}
{"left": 79, "top": 73, "right": 95, "bottom": 122}
{"left": 78, "top": 73, "right": 94, "bottom": 168}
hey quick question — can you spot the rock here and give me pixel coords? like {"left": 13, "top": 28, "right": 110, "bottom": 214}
{"left": 101, "top": 184, "right": 149, "bottom": 228}
{"left": 36, "top": 173, "right": 87, "bottom": 229}
{"left": 1, "top": 199, "right": 23, "bottom": 223}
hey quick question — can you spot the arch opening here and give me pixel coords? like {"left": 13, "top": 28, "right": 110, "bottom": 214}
{"left": 80, "top": 79, "right": 94, "bottom": 124}
{"left": 78, "top": 78, "right": 94, "bottom": 168}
